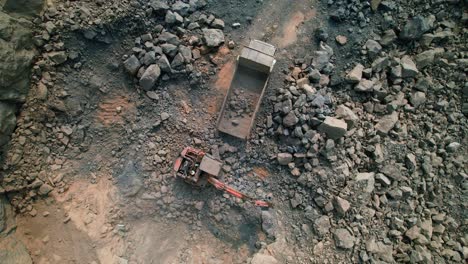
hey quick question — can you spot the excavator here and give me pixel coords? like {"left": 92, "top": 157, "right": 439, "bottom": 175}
{"left": 173, "top": 147, "right": 272, "bottom": 208}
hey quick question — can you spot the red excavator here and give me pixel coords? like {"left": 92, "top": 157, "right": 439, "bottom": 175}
{"left": 173, "top": 147, "right": 272, "bottom": 208}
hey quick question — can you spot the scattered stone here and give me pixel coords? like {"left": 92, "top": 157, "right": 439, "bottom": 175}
{"left": 333, "top": 196, "right": 350, "bottom": 215}
{"left": 139, "top": 65, "right": 161, "bottom": 90}
{"left": 318, "top": 117, "right": 347, "bottom": 139}
{"left": 375, "top": 112, "right": 398, "bottom": 135}
{"left": 123, "top": 55, "right": 141, "bottom": 75}
{"left": 335, "top": 105, "right": 359, "bottom": 128}
{"left": 410, "top": 91, "right": 426, "bottom": 108}
{"left": 335, "top": 35, "right": 347, "bottom": 45}
{"left": 346, "top": 64, "right": 364, "bottom": 83}
{"left": 202, "top": 29, "right": 225, "bottom": 47}
{"left": 251, "top": 253, "right": 278, "bottom": 264}
{"left": 277, "top": 153, "right": 293, "bottom": 165}
{"left": 38, "top": 184, "right": 53, "bottom": 196}
{"left": 400, "top": 15, "right": 434, "bottom": 40}
{"left": 283, "top": 111, "right": 299, "bottom": 127}
{"left": 334, "top": 228, "right": 355, "bottom": 249}
{"left": 400, "top": 55, "right": 419, "bottom": 78}
{"left": 48, "top": 51, "right": 67, "bottom": 65}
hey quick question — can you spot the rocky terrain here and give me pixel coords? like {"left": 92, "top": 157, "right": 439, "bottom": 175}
{"left": 0, "top": 0, "right": 466, "bottom": 263}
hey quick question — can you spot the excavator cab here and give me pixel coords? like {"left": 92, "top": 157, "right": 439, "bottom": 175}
{"left": 174, "top": 147, "right": 223, "bottom": 186}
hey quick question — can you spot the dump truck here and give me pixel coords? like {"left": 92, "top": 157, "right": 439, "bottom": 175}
{"left": 216, "top": 40, "right": 276, "bottom": 140}
{"left": 173, "top": 146, "right": 272, "bottom": 208}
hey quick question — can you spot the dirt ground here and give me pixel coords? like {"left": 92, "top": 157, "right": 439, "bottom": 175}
{"left": 11, "top": 0, "right": 321, "bottom": 263}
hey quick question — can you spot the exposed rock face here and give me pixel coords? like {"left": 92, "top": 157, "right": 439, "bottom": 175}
{"left": 0, "top": 235, "right": 33, "bottom": 264}
{"left": 0, "top": 11, "right": 36, "bottom": 149}
{"left": 2, "top": 0, "right": 44, "bottom": 16}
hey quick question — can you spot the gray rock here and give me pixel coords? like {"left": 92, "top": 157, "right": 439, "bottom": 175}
{"left": 48, "top": 51, "right": 67, "bottom": 65}
{"left": 401, "top": 55, "right": 418, "bottom": 78}
{"left": 410, "top": 91, "right": 426, "bottom": 108}
{"left": 335, "top": 105, "right": 359, "bottom": 128}
{"left": 314, "top": 215, "right": 331, "bottom": 237}
{"left": 318, "top": 117, "right": 347, "bottom": 139}
{"left": 366, "top": 237, "right": 394, "bottom": 262}
{"left": 179, "top": 45, "right": 192, "bottom": 62}
{"left": 202, "top": 28, "right": 225, "bottom": 47}
{"left": 380, "top": 29, "right": 397, "bottom": 46}
{"left": 312, "top": 42, "right": 333, "bottom": 71}
{"left": 375, "top": 173, "right": 391, "bottom": 186}
{"left": 157, "top": 55, "right": 172, "bottom": 73}
{"left": 375, "top": 112, "right": 398, "bottom": 135}
{"left": 415, "top": 48, "right": 444, "bottom": 69}
{"left": 38, "top": 183, "right": 53, "bottom": 195}
{"left": 355, "top": 79, "right": 375, "bottom": 92}
{"left": 0, "top": 102, "right": 16, "bottom": 147}
{"left": 381, "top": 164, "right": 403, "bottom": 181}
{"left": 277, "top": 153, "right": 293, "bottom": 165}
{"left": 123, "top": 55, "right": 141, "bottom": 75}
{"left": 161, "top": 112, "right": 170, "bottom": 121}
{"left": 187, "top": 22, "right": 200, "bottom": 30}
{"left": 165, "top": 10, "right": 183, "bottom": 25}
{"left": 365, "top": 40, "right": 382, "bottom": 58}
{"left": 149, "top": 0, "right": 169, "bottom": 12}
{"left": 141, "top": 51, "right": 156, "bottom": 66}
{"left": 405, "top": 225, "right": 421, "bottom": 241}
{"left": 158, "top": 31, "right": 179, "bottom": 45}
{"left": 333, "top": 196, "right": 350, "bottom": 215}
{"left": 400, "top": 15, "right": 435, "bottom": 40}
{"left": 45, "top": 21, "right": 56, "bottom": 34}
{"left": 170, "top": 53, "right": 185, "bottom": 69}
{"left": 161, "top": 43, "right": 178, "bottom": 57}
{"left": 346, "top": 64, "right": 364, "bottom": 83}
{"left": 251, "top": 253, "right": 278, "bottom": 264}
{"left": 261, "top": 210, "right": 276, "bottom": 238}
{"left": 211, "top": 18, "right": 225, "bottom": 29}
{"left": 0, "top": 235, "right": 33, "bottom": 264}
{"left": 355, "top": 172, "right": 375, "bottom": 194}
{"left": 371, "top": 57, "right": 390, "bottom": 72}
{"left": 171, "top": 1, "right": 190, "bottom": 16}
{"left": 0, "top": 12, "right": 35, "bottom": 103}
{"left": 139, "top": 65, "right": 161, "bottom": 90}
{"left": 282, "top": 111, "right": 298, "bottom": 127}
{"left": 334, "top": 228, "right": 355, "bottom": 249}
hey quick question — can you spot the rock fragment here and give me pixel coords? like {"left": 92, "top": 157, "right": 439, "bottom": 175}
{"left": 277, "top": 153, "right": 293, "bottom": 165}
{"left": 401, "top": 55, "right": 419, "bottom": 78}
{"left": 123, "top": 55, "right": 141, "bottom": 75}
{"left": 202, "top": 29, "right": 225, "bottom": 47}
{"left": 346, "top": 64, "right": 364, "bottom": 83}
{"left": 139, "top": 65, "right": 161, "bottom": 90}
{"left": 334, "top": 229, "right": 355, "bottom": 249}
{"left": 375, "top": 112, "right": 398, "bottom": 135}
{"left": 333, "top": 196, "right": 350, "bottom": 215}
{"left": 318, "top": 117, "right": 347, "bottom": 140}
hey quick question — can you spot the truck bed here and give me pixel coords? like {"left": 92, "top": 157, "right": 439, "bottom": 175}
{"left": 216, "top": 40, "right": 276, "bottom": 140}
{"left": 217, "top": 65, "right": 269, "bottom": 139}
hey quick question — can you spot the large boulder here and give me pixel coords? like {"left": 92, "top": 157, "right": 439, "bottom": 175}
{"left": 0, "top": 235, "right": 33, "bottom": 264}
{"left": 2, "top": 0, "right": 44, "bottom": 16}
{"left": 0, "top": 102, "right": 16, "bottom": 147}
{"left": 0, "top": 11, "right": 36, "bottom": 102}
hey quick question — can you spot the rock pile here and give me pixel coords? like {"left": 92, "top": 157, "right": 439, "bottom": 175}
{"left": 272, "top": 0, "right": 467, "bottom": 262}
{"left": 122, "top": 0, "right": 227, "bottom": 90}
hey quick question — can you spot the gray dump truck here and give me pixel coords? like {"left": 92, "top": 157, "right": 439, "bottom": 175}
{"left": 216, "top": 40, "right": 276, "bottom": 140}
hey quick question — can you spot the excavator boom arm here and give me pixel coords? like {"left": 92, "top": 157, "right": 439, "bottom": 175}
{"left": 207, "top": 177, "right": 271, "bottom": 208}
